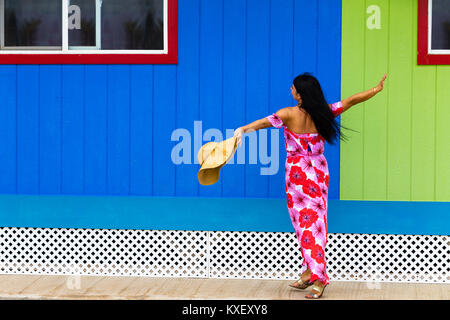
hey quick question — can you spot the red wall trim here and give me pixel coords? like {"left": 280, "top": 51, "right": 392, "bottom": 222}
{"left": 0, "top": 0, "right": 178, "bottom": 65}
{"left": 417, "top": 0, "right": 450, "bottom": 65}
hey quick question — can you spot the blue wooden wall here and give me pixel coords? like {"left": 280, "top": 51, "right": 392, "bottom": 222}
{"left": 0, "top": 0, "right": 342, "bottom": 200}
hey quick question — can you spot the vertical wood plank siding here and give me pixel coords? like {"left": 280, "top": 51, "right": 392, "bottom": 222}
{"left": 0, "top": 0, "right": 342, "bottom": 199}
{"left": 341, "top": 0, "right": 450, "bottom": 201}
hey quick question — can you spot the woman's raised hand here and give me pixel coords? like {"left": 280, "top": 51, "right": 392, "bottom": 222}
{"left": 374, "top": 73, "right": 387, "bottom": 93}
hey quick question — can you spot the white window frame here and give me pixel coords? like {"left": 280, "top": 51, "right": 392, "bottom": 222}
{"left": 428, "top": 0, "right": 450, "bottom": 55}
{"left": 0, "top": 0, "right": 168, "bottom": 54}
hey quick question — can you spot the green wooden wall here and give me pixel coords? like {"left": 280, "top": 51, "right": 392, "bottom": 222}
{"left": 341, "top": 0, "right": 450, "bottom": 201}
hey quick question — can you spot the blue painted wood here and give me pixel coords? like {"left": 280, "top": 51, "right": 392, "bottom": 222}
{"left": 84, "top": 65, "right": 108, "bottom": 194}
{"left": 107, "top": 65, "right": 130, "bottom": 195}
{"left": 0, "top": 0, "right": 344, "bottom": 202}
{"left": 222, "top": 0, "right": 246, "bottom": 197}
{"left": 130, "top": 65, "right": 154, "bottom": 196}
{"left": 17, "top": 66, "right": 39, "bottom": 194}
{"left": 61, "top": 66, "right": 84, "bottom": 194}
{"left": 245, "top": 0, "right": 270, "bottom": 198}
{"left": 293, "top": 0, "right": 318, "bottom": 76}
{"left": 0, "top": 66, "right": 17, "bottom": 194}
{"left": 0, "top": 194, "right": 447, "bottom": 236}
{"left": 198, "top": 0, "right": 224, "bottom": 197}
{"left": 268, "top": 0, "right": 294, "bottom": 198}
{"left": 153, "top": 65, "right": 177, "bottom": 196}
{"left": 39, "top": 65, "right": 62, "bottom": 194}
{"left": 317, "top": 0, "right": 342, "bottom": 200}
{"left": 174, "top": 0, "right": 200, "bottom": 197}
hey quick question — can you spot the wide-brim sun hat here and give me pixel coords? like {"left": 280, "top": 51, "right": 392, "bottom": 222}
{"left": 197, "top": 136, "right": 238, "bottom": 185}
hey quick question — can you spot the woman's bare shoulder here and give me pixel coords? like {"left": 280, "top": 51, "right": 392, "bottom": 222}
{"left": 276, "top": 106, "right": 293, "bottom": 115}
{"left": 288, "top": 105, "right": 308, "bottom": 115}
{"left": 286, "top": 106, "right": 302, "bottom": 113}
{"left": 272, "top": 107, "right": 293, "bottom": 124}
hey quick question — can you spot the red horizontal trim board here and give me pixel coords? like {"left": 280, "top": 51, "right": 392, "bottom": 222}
{"left": 0, "top": 0, "right": 178, "bottom": 64}
{"left": 417, "top": 0, "right": 450, "bottom": 65}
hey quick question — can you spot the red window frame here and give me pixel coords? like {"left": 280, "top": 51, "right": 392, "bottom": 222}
{"left": 0, "top": 0, "right": 177, "bottom": 64}
{"left": 418, "top": 0, "right": 450, "bottom": 65}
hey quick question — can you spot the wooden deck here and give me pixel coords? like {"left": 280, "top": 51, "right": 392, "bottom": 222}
{"left": 0, "top": 275, "right": 448, "bottom": 300}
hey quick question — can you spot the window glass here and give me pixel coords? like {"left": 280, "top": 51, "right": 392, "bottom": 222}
{"left": 4, "top": 0, "right": 62, "bottom": 47}
{"left": 68, "top": 0, "right": 96, "bottom": 47}
{"left": 431, "top": 0, "right": 450, "bottom": 50}
{"left": 101, "top": 0, "right": 163, "bottom": 50}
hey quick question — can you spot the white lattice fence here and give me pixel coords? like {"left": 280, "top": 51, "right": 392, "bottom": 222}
{"left": 0, "top": 227, "right": 448, "bottom": 283}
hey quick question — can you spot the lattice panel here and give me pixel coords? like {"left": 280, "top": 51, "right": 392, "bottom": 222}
{"left": 326, "top": 233, "right": 448, "bottom": 283}
{"left": 209, "top": 232, "right": 449, "bottom": 283}
{"left": 209, "top": 232, "right": 300, "bottom": 279}
{"left": 0, "top": 227, "right": 448, "bottom": 283}
{"left": 0, "top": 228, "right": 209, "bottom": 277}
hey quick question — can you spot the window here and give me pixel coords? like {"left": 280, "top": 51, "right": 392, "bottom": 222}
{"left": 0, "top": 0, "right": 177, "bottom": 64}
{"left": 418, "top": 0, "right": 450, "bottom": 65}
{"left": 2, "top": 0, "right": 62, "bottom": 48}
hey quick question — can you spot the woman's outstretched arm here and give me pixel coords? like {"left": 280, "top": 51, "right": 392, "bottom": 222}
{"left": 233, "top": 108, "right": 290, "bottom": 147}
{"left": 341, "top": 74, "right": 387, "bottom": 113}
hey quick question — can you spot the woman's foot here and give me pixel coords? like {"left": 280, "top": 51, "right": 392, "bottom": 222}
{"left": 289, "top": 269, "right": 312, "bottom": 290}
{"left": 304, "top": 280, "right": 328, "bottom": 299}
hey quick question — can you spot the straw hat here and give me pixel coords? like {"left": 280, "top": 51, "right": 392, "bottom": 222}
{"left": 197, "top": 136, "right": 238, "bottom": 185}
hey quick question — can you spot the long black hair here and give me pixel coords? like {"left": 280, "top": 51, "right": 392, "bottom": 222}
{"left": 293, "top": 73, "right": 355, "bottom": 144}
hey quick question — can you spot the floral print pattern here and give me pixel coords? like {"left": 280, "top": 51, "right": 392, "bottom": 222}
{"left": 265, "top": 101, "right": 343, "bottom": 286}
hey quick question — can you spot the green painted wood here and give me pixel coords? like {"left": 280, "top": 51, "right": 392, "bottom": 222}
{"left": 411, "top": 1, "right": 436, "bottom": 201}
{"left": 386, "top": 0, "right": 413, "bottom": 200}
{"left": 363, "top": 0, "right": 389, "bottom": 200}
{"left": 341, "top": 0, "right": 449, "bottom": 201}
{"left": 340, "top": 0, "right": 366, "bottom": 200}
{"left": 435, "top": 66, "right": 450, "bottom": 201}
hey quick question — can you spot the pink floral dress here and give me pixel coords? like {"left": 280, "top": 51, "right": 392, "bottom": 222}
{"left": 265, "top": 101, "right": 344, "bottom": 286}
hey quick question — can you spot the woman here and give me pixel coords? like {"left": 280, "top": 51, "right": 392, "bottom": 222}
{"left": 233, "top": 73, "right": 387, "bottom": 299}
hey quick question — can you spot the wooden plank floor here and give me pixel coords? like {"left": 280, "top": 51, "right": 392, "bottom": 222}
{"left": 0, "top": 275, "right": 448, "bottom": 300}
